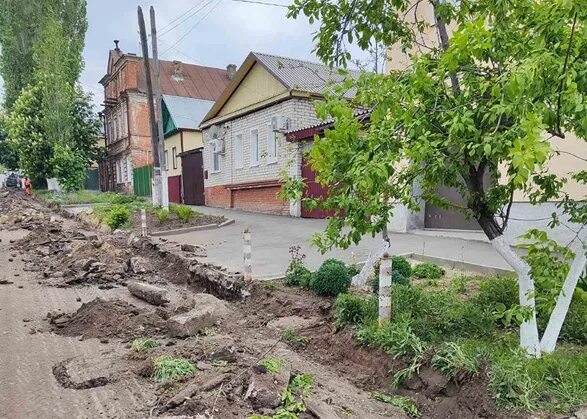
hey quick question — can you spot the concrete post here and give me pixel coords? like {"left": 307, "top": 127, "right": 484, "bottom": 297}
{"left": 141, "top": 208, "right": 147, "bottom": 237}
{"left": 243, "top": 228, "right": 252, "bottom": 281}
{"left": 379, "top": 253, "right": 392, "bottom": 326}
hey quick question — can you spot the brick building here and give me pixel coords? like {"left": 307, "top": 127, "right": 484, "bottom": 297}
{"left": 98, "top": 42, "right": 231, "bottom": 193}
{"left": 200, "top": 52, "right": 359, "bottom": 216}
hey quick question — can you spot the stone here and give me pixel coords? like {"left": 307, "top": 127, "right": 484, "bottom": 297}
{"left": 74, "top": 258, "right": 98, "bottom": 271}
{"left": 305, "top": 397, "right": 340, "bottom": 419}
{"left": 167, "top": 293, "right": 229, "bottom": 338}
{"left": 245, "top": 365, "right": 291, "bottom": 410}
{"left": 129, "top": 256, "right": 150, "bottom": 274}
{"left": 180, "top": 243, "right": 207, "bottom": 257}
{"left": 89, "top": 262, "right": 107, "bottom": 273}
{"left": 127, "top": 281, "right": 169, "bottom": 306}
{"left": 575, "top": 406, "right": 587, "bottom": 419}
{"left": 166, "top": 374, "right": 228, "bottom": 407}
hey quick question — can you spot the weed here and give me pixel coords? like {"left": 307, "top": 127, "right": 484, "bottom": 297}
{"left": 334, "top": 293, "right": 377, "bottom": 326}
{"left": 264, "top": 280, "right": 277, "bottom": 289}
{"left": 152, "top": 356, "right": 196, "bottom": 382}
{"left": 451, "top": 275, "right": 468, "bottom": 294}
{"left": 202, "top": 327, "right": 215, "bottom": 336}
{"left": 412, "top": 263, "right": 445, "bottom": 279}
{"left": 425, "top": 279, "right": 440, "bottom": 287}
{"left": 285, "top": 246, "right": 312, "bottom": 287}
{"left": 171, "top": 204, "right": 194, "bottom": 223}
{"left": 155, "top": 208, "right": 169, "bottom": 223}
{"left": 261, "top": 358, "right": 284, "bottom": 374}
{"left": 131, "top": 338, "right": 160, "bottom": 351}
{"left": 282, "top": 327, "right": 310, "bottom": 346}
{"left": 432, "top": 341, "right": 483, "bottom": 381}
{"left": 372, "top": 392, "right": 421, "bottom": 418}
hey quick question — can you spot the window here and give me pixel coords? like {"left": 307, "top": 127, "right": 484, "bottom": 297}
{"left": 267, "top": 123, "right": 277, "bottom": 164}
{"left": 172, "top": 147, "right": 177, "bottom": 169}
{"left": 250, "top": 129, "right": 259, "bottom": 166}
{"left": 211, "top": 142, "right": 221, "bottom": 172}
{"left": 165, "top": 150, "right": 169, "bottom": 169}
{"left": 234, "top": 133, "right": 243, "bottom": 169}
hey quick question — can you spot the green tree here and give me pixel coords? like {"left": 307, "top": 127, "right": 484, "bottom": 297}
{"left": 0, "top": 113, "right": 19, "bottom": 170}
{"left": 286, "top": 0, "right": 587, "bottom": 356}
{"left": 0, "top": 0, "right": 87, "bottom": 108}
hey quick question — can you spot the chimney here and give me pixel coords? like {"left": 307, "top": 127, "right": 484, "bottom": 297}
{"left": 172, "top": 60, "right": 184, "bottom": 81}
{"left": 227, "top": 64, "right": 237, "bottom": 80}
{"left": 114, "top": 40, "right": 120, "bottom": 51}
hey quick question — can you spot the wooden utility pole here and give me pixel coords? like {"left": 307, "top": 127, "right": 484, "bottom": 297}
{"left": 150, "top": 6, "right": 169, "bottom": 210}
{"left": 137, "top": 6, "right": 163, "bottom": 207}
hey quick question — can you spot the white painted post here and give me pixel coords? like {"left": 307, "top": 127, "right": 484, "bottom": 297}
{"left": 379, "top": 253, "right": 392, "bottom": 326}
{"left": 141, "top": 208, "right": 147, "bottom": 237}
{"left": 243, "top": 228, "right": 252, "bottom": 281}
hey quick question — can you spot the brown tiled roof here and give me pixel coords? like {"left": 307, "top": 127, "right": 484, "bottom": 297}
{"left": 138, "top": 59, "right": 230, "bottom": 101}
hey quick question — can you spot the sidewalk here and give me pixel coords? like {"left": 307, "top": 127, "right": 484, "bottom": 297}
{"left": 160, "top": 206, "right": 514, "bottom": 279}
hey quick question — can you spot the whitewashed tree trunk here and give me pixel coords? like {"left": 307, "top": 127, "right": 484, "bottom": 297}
{"left": 352, "top": 239, "right": 390, "bottom": 287}
{"left": 490, "top": 235, "right": 541, "bottom": 357}
{"left": 540, "top": 245, "right": 587, "bottom": 353}
{"left": 379, "top": 253, "right": 392, "bottom": 325}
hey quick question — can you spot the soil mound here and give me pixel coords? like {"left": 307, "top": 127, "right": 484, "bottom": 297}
{"left": 53, "top": 298, "right": 167, "bottom": 340}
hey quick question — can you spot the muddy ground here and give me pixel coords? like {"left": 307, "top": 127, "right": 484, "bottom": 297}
{"left": 0, "top": 189, "right": 551, "bottom": 419}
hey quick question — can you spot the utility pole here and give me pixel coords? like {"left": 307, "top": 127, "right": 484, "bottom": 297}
{"left": 150, "top": 6, "right": 169, "bottom": 210}
{"left": 137, "top": 6, "right": 163, "bottom": 207}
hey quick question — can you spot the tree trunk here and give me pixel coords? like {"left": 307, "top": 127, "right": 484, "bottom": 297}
{"left": 352, "top": 229, "right": 390, "bottom": 287}
{"left": 540, "top": 245, "right": 587, "bottom": 353}
{"left": 478, "top": 216, "right": 541, "bottom": 357}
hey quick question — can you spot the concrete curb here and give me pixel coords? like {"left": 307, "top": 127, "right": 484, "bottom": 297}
{"left": 151, "top": 219, "right": 235, "bottom": 237}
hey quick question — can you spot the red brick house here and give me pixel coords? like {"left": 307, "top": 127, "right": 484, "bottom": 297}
{"left": 99, "top": 42, "right": 232, "bottom": 193}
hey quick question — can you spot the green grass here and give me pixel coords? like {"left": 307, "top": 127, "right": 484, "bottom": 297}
{"left": 372, "top": 392, "right": 421, "bottom": 418}
{"left": 282, "top": 327, "right": 309, "bottom": 346}
{"left": 152, "top": 356, "right": 196, "bottom": 382}
{"left": 131, "top": 338, "right": 160, "bottom": 351}
{"left": 412, "top": 263, "right": 445, "bottom": 279}
{"left": 36, "top": 190, "right": 146, "bottom": 205}
{"left": 261, "top": 358, "right": 285, "bottom": 374}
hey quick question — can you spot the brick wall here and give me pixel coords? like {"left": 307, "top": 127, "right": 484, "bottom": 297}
{"left": 202, "top": 97, "right": 322, "bottom": 215}
{"left": 205, "top": 184, "right": 289, "bottom": 215}
{"left": 205, "top": 185, "right": 231, "bottom": 208}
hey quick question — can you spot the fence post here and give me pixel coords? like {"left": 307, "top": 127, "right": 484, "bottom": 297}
{"left": 243, "top": 228, "right": 252, "bottom": 281}
{"left": 141, "top": 208, "right": 147, "bottom": 237}
{"left": 379, "top": 252, "right": 392, "bottom": 326}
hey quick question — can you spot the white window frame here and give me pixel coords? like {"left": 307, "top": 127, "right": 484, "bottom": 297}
{"left": 172, "top": 146, "right": 177, "bottom": 170}
{"left": 250, "top": 128, "right": 259, "bottom": 167}
{"left": 267, "top": 122, "right": 278, "bottom": 164}
{"left": 165, "top": 150, "right": 169, "bottom": 170}
{"left": 234, "top": 133, "right": 244, "bottom": 169}
{"left": 210, "top": 141, "right": 221, "bottom": 173}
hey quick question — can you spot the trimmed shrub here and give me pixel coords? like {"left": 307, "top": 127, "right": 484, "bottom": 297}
{"left": 412, "top": 263, "right": 445, "bottom": 279}
{"left": 392, "top": 256, "right": 412, "bottom": 278}
{"left": 311, "top": 259, "right": 351, "bottom": 297}
{"left": 106, "top": 205, "right": 130, "bottom": 230}
{"left": 334, "top": 293, "right": 377, "bottom": 326}
{"left": 171, "top": 204, "right": 193, "bottom": 223}
{"left": 285, "top": 261, "right": 312, "bottom": 288}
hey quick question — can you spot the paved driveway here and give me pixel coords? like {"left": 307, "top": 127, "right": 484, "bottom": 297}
{"left": 161, "top": 206, "right": 512, "bottom": 279}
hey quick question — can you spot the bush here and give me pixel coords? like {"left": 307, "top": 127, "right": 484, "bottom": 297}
{"left": 412, "top": 263, "right": 445, "bottom": 279}
{"left": 110, "top": 193, "right": 140, "bottom": 205}
{"left": 310, "top": 258, "right": 351, "bottom": 297}
{"left": 371, "top": 270, "right": 409, "bottom": 294}
{"left": 347, "top": 264, "right": 361, "bottom": 277}
{"left": 155, "top": 208, "right": 169, "bottom": 223}
{"left": 475, "top": 275, "right": 518, "bottom": 311}
{"left": 334, "top": 293, "right": 377, "bottom": 326}
{"left": 105, "top": 205, "right": 131, "bottom": 230}
{"left": 392, "top": 256, "right": 412, "bottom": 278}
{"left": 557, "top": 288, "right": 587, "bottom": 344}
{"left": 171, "top": 204, "right": 193, "bottom": 223}
{"left": 285, "top": 261, "right": 312, "bottom": 287}
{"left": 152, "top": 356, "right": 196, "bottom": 382}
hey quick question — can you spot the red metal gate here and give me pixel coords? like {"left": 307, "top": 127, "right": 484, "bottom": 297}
{"left": 168, "top": 175, "right": 181, "bottom": 204}
{"left": 301, "top": 157, "right": 334, "bottom": 219}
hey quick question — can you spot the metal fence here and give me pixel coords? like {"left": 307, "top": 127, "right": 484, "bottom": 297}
{"left": 133, "top": 165, "right": 152, "bottom": 196}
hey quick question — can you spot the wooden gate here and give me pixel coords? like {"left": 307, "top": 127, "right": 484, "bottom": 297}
{"left": 180, "top": 149, "right": 205, "bottom": 206}
{"left": 301, "top": 157, "right": 334, "bottom": 219}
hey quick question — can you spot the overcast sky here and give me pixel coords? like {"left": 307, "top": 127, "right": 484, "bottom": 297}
{"left": 0, "top": 0, "right": 370, "bottom": 108}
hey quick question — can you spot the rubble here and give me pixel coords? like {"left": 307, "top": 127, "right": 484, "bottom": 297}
{"left": 245, "top": 364, "right": 291, "bottom": 410}
{"left": 129, "top": 256, "right": 150, "bottom": 274}
{"left": 127, "top": 281, "right": 169, "bottom": 306}
{"left": 167, "top": 293, "right": 229, "bottom": 337}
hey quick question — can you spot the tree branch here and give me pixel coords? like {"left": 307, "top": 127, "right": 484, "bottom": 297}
{"left": 553, "top": 11, "right": 578, "bottom": 138}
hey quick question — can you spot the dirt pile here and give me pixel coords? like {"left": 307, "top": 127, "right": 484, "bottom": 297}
{"left": 49, "top": 298, "right": 167, "bottom": 340}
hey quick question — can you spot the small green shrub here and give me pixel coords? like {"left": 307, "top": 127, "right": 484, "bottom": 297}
{"left": 334, "top": 293, "right": 377, "bottom": 326}
{"left": 105, "top": 205, "right": 131, "bottom": 230}
{"left": 282, "top": 327, "right": 309, "bottom": 345}
{"left": 558, "top": 288, "right": 587, "bottom": 344}
{"left": 412, "top": 263, "right": 445, "bottom": 279}
{"left": 371, "top": 270, "right": 410, "bottom": 294}
{"left": 372, "top": 392, "right": 421, "bottom": 418}
{"left": 171, "top": 204, "right": 193, "bottom": 223}
{"left": 451, "top": 275, "right": 468, "bottom": 294}
{"left": 392, "top": 256, "right": 412, "bottom": 278}
{"left": 310, "top": 258, "right": 351, "bottom": 297}
{"left": 155, "top": 208, "right": 169, "bottom": 223}
{"left": 284, "top": 261, "right": 312, "bottom": 287}
{"left": 261, "top": 358, "right": 284, "bottom": 374}
{"left": 475, "top": 275, "right": 518, "bottom": 311}
{"left": 131, "top": 338, "right": 160, "bottom": 351}
{"left": 152, "top": 356, "right": 196, "bottom": 382}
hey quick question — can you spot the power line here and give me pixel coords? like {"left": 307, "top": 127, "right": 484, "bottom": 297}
{"left": 158, "top": 0, "right": 211, "bottom": 38}
{"left": 229, "top": 0, "right": 289, "bottom": 7}
{"left": 158, "top": 0, "right": 207, "bottom": 33}
{"left": 157, "top": 39, "right": 204, "bottom": 64}
{"left": 162, "top": 0, "right": 222, "bottom": 54}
